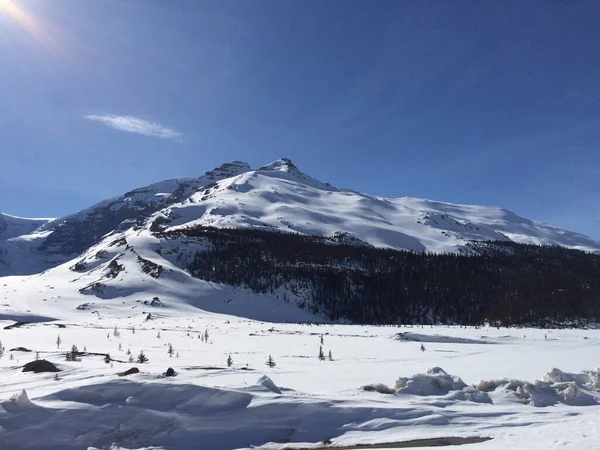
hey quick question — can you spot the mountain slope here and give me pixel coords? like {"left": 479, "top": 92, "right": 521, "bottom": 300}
{"left": 153, "top": 158, "right": 600, "bottom": 254}
{"left": 2, "top": 158, "right": 599, "bottom": 278}
{"left": 0, "top": 213, "right": 52, "bottom": 241}
{"left": 0, "top": 162, "right": 251, "bottom": 276}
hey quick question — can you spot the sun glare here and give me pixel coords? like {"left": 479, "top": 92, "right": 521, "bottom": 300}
{"left": 0, "top": 0, "right": 66, "bottom": 57}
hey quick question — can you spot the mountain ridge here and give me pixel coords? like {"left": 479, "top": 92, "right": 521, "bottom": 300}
{"left": 1, "top": 158, "right": 599, "bottom": 277}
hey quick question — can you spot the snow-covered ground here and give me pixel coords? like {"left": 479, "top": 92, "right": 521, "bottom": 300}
{"left": 1, "top": 313, "right": 599, "bottom": 450}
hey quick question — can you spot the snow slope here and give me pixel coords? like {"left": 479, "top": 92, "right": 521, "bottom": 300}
{"left": 156, "top": 158, "right": 600, "bottom": 254}
{"left": 0, "top": 213, "right": 51, "bottom": 242}
{"left": 0, "top": 316, "right": 599, "bottom": 449}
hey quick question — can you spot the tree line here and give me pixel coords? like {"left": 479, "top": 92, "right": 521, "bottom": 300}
{"left": 159, "top": 227, "right": 600, "bottom": 327}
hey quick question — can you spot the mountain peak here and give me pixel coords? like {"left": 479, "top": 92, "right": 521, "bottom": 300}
{"left": 203, "top": 161, "right": 251, "bottom": 181}
{"left": 258, "top": 158, "right": 297, "bottom": 173}
{"left": 256, "top": 158, "right": 334, "bottom": 190}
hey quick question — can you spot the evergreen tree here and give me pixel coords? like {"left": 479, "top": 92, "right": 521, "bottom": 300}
{"left": 227, "top": 354, "right": 233, "bottom": 367}
{"left": 56, "top": 335, "right": 62, "bottom": 348}
{"left": 137, "top": 350, "right": 148, "bottom": 364}
{"left": 168, "top": 343, "right": 174, "bottom": 357}
{"left": 318, "top": 345, "right": 325, "bottom": 361}
{"left": 266, "top": 354, "right": 276, "bottom": 368}
{"left": 328, "top": 350, "right": 333, "bottom": 361}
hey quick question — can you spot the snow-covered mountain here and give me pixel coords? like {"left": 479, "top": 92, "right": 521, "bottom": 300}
{"left": 2, "top": 158, "right": 599, "bottom": 278}
{"left": 0, "top": 213, "right": 52, "bottom": 241}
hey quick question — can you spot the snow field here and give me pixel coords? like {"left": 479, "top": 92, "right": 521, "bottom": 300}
{"left": 1, "top": 317, "right": 599, "bottom": 449}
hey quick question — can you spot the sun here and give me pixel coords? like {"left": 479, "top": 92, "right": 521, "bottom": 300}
{"left": 0, "top": 0, "right": 65, "bottom": 57}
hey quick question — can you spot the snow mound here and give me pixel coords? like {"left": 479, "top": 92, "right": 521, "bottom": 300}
{"left": 394, "top": 367, "right": 467, "bottom": 395}
{"left": 392, "top": 332, "right": 488, "bottom": 345}
{"left": 8, "top": 390, "right": 33, "bottom": 407}
{"left": 255, "top": 375, "right": 282, "bottom": 394}
{"left": 475, "top": 367, "right": 600, "bottom": 407}
{"left": 387, "top": 366, "right": 600, "bottom": 407}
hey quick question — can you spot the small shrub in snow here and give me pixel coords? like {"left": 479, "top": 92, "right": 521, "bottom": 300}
{"left": 66, "top": 345, "right": 79, "bottom": 361}
{"left": 113, "top": 326, "right": 120, "bottom": 338}
{"left": 128, "top": 355, "right": 134, "bottom": 363}
{"left": 204, "top": 328, "right": 209, "bottom": 342}
{"left": 157, "top": 331, "right": 161, "bottom": 339}
{"left": 56, "top": 335, "right": 61, "bottom": 348}
{"left": 227, "top": 355, "right": 233, "bottom": 367}
{"left": 266, "top": 355, "right": 276, "bottom": 368}
{"left": 318, "top": 345, "right": 325, "bottom": 361}
{"left": 136, "top": 350, "right": 148, "bottom": 364}
{"left": 118, "top": 343, "right": 122, "bottom": 351}
{"left": 328, "top": 350, "right": 333, "bottom": 361}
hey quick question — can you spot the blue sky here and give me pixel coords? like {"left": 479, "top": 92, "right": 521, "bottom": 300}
{"left": 1, "top": 0, "right": 599, "bottom": 238}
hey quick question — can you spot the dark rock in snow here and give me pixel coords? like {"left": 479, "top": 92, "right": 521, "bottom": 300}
{"left": 120, "top": 367, "right": 140, "bottom": 376}
{"left": 10, "top": 347, "right": 32, "bottom": 352}
{"left": 22, "top": 359, "right": 61, "bottom": 373}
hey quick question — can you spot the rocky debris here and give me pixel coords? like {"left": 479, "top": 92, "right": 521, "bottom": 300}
{"left": 141, "top": 297, "right": 165, "bottom": 307}
{"left": 22, "top": 359, "right": 61, "bottom": 373}
{"left": 79, "top": 282, "right": 105, "bottom": 295}
{"left": 4, "top": 321, "right": 29, "bottom": 330}
{"left": 137, "top": 255, "right": 163, "bottom": 278}
{"left": 105, "top": 258, "right": 125, "bottom": 278}
{"left": 69, "top": 260, "right": 87, "bottom": 272}
{"left": 109, "top": 237, "right": 128, "bottom": 248}
{"left": 95, "top": 249, "right": 108, "bottom": 259}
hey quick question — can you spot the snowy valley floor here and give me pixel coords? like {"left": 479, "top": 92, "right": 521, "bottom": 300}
{"left": 1, "top": 315, "right": 599, "bottom": 450}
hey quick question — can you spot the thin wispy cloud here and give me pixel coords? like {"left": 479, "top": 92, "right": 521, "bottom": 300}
{"left": 85, "top": 114, "right": 182, "bottom": 140}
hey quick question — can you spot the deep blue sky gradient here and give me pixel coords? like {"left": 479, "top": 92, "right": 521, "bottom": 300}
{"left": 1, "top": 1, "right": 599, "bottom": 237}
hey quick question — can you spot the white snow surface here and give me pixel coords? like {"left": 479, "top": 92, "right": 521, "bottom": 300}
{"left": 0, "top": 315, "right": 599, "bottom": 450}
{"left": 156, "top": 158, "right": 600, "bottom": 253}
